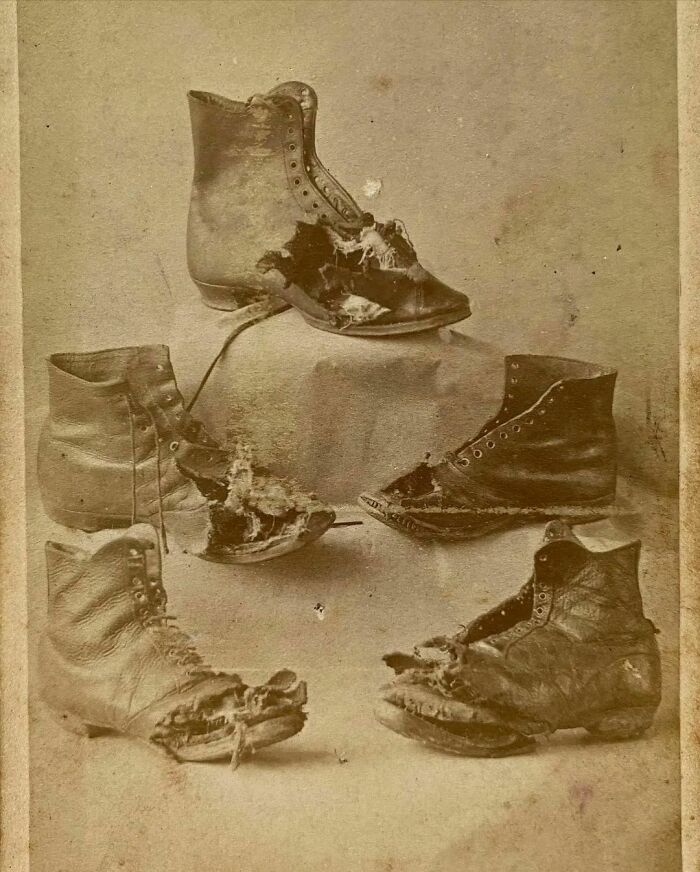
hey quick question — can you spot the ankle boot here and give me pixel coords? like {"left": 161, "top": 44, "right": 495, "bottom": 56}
{"left": 375, "top": 521, "right": 661, "bottom": 757}
{"left": 359, "top": 355, "right": 617, "bottom": 540}
{"left": 38, "top": 344, "right": 335, "bottom": 562}
{"left": 40, "top": 525, "right": 307, "bottom": 765}
{"left": 187, "top": 82, "right": 472, "bottom": 335}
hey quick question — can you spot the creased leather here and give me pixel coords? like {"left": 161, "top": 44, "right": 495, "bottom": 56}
{"left": 380, "top": 522, "right": 661, "bottom": 738}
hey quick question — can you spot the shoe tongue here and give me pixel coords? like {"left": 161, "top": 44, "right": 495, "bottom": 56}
{"left": 540, "top": 520, "right": 583, "bottom": 547}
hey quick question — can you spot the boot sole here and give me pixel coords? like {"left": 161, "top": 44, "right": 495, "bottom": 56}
{"left": 375, "top": 701, "right": 657, "bottom": 756}
{"left": 44, "top": 704, "right": 306, "bottom": 764}
{"left": 200, "top": 508, "right": 336, "bottom": 564}
{"left": 374, "top": 701, "right": 535, "bottom": 757}
{"left": 194, "top": 280, "right": 471, "bottom": 336}
{"left": 357, "top": 494, "right": 615, "bottom": 541}
{"left": 43, "top": 503, "right": 335, "bottom": 564}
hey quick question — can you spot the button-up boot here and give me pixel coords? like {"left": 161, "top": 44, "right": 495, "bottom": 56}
{"left": 359, "top": 355, "right": 617, "bottom": 540}
{"left": 375, "top": 521, "right": 661, "bottom": 757}
{"left": 38, "top": 344, "right": 335, "bottom": 562}
{"left": 40, "top": 525, "right": 308, "bottom": 765}
{"left": 187, "top": 82, "right": 472, "bottom": 335}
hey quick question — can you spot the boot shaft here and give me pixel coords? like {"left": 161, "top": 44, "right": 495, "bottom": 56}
{"left": 187, "top": 84, "right": 363, "bottom": 289}
{"left": 41, "top": 527, "right": 197, "bottom": 725}
{"left": 38, "top": 346, "right": 198, "bottom": 529}
{"left": 445, "top": 355, "right": 618, "bottom": 506}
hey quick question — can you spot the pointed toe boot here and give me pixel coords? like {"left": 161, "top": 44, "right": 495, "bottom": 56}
{"left": 38, "top": 345, "right": 335, "bottom": 562}
{"left": 375, "top": 521, "right": 661, "bottom": 757}
{"left": 186, "top": 82, "right": 471, "bottom": 335}
{"left": 359, "top": 355, "right": 618, "bottom": 540}
{"left": 40, "top": 525, "right": 308, "bottom": 765}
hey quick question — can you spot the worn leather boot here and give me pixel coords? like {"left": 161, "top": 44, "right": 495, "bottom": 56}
{"left": 40, "top": 525, "right": 307, "bottom": 765}
{"left": 359, "top": 355, "right": 617, "bottom": 540}
{"left": 38, "top": 344, "right": 335, "bottom": 562}
{"left": 375, "top": 521, "right": 661, "bottom": 757}
{"left": 187, "top": 82, "right": 472, "bottom": 335}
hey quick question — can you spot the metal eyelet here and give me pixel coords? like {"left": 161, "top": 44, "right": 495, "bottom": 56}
{"left": 486, "top": 441, "right": 495, "bottom": 449}
{"left": 500, "top": 432, "right": 508, "bottom": 440}
{"left": 290, "top": 161, "right": 297, "bottom": 169}
{"left": 473, "top": 449, "right": 482, "bottom": 459}
{"left": 302, "top": 190, "right": 309, "bottom": 197}
{"left": 294, "top": 178, "right": 301, "bottom": 186}
{"left": 288, "top": 143, "right": 296, "bottom": 151}
{"left": 512, "top": 424, "right": 521, "bottom": 433}
{"left": 170, "top": 441, "right": 179, "bottom": 452}
{"left": 535, "top": 607, "right": 544, "bottom": 616}
{"left": 287, "top": 127, "right": 294, "bottom": 134}
{"left": 538, "top": 592, "right": 547, "bottom": 600}
{"left": 134, "top": 591, "right": 146, "bottom": 601}
{"left": 539, "top": 554, "right": 548, "bottom": 562}
{"left": 459, "top": 457, "right": 470, "bottom": 466}
{"left": 312, "top": 202, "right": 319, "bottom": 209}
{"left": 527, "top": 418, "right": 534, "bottom": 425}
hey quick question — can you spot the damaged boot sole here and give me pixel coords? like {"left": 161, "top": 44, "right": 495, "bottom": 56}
{"left": 374, "top": 700, "right": 535, "bottom": 757}
{"left": 357, "top": 494, "right": 614, "bottom": 541}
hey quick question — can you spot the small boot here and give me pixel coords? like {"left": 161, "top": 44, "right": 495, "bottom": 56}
{"left": 187, "top": 82, "right": 471, "bottom": 335}
{"left": 359, "top": 355, "right": 617, "bottom": 540}
{"left": 375, "top": 521, "right": 661, "bottom": 757}
{"left": 40, "top": 525, "right": 308, "bottom": 765}
{"left": 38, "top": 344, "right": 335, "bottom": 562}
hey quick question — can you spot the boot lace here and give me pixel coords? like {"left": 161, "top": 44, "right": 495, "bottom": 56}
{"left": 123, "top": 302, "right": 283, "bottom": 556}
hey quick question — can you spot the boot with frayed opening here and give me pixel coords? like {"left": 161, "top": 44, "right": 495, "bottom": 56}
{"left": 187, "top": 82, "right": 471, "bottom": 335}
{"left": 38, "top": 343, "right": 335, "bottom": 563}
{"left": 375, "top": 521, "right": 661, "bottom": 757}
{"left": 40, "top": 525, "right": 308, "bottom": 766}
{"left": 359, "top": 355, "right": 617, "bottom": 540}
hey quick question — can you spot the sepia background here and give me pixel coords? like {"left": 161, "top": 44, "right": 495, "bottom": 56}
{"left": 19, "top": 1, "right": 679, "bottom": 871}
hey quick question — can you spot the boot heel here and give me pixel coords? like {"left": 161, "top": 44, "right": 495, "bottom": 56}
{"left": 585, "top": 706, "right": 656, "bottom": 740}
{"left": 193, "top": 279, "right": 270, "bottom": 311}
{"left": 45, "top": 706, "right": 107, "bottom": 738}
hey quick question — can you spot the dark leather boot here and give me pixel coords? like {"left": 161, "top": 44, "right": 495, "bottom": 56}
{"left": 38, "top": 344, "right": 335, "bottom": 562}
{"left": 187, "top": 82, "right": 471, "bottom": 335}
{"left": 359, "top": 355, "right": 617, "bottom": 540}
{"left": 40, "top": 525, "right": 307, "bottom": 765}
{"left": 375, "top": 521, "right": 661, "bottom": 757}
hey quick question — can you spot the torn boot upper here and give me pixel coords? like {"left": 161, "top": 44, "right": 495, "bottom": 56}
{"left": 375, "top": 521, "right": 661, "bottom": 756}
{"left": 187, "top": 82, "right": 471, "bottom": 334}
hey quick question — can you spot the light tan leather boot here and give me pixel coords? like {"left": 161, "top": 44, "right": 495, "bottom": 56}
{"left": 40, "top": 525, "right": 308, "bottom": 765}
{"left": 187, "top": 82, "right": 472, "bottom": 335}
{"left": 38, "top": 344, "right": 335, "bottom": 562}
{"left": 375, "top": 522, "right": 661, "bottom": 757}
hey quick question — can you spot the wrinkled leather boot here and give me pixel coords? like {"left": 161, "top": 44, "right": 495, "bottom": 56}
{"left": 40, "top": 525, "right": 307, "bottom": 765}
{"left": 38, "top": 344, "right": 335, "bottom": 562}
{"left": 187, "top": 82, "right": 472, "bottom": 335}
{"left": 359, "top": 355, "right": 617, "bottom": 539}
{"left": 375, "top": 521, "right": 661, "bottom": 757}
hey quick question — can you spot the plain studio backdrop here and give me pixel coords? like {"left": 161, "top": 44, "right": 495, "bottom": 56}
{"left": 18, "top": 2, "right": 679, "bottom": 872}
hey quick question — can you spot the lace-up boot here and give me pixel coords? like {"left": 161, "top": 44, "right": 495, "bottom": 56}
{"left": 40, "top": 525, "right": 308, "bottom": 765}
{"left": 375, "top": 521, "right": 661, "bottom": 757}
{"left": 38, "top": 344, "right": 335, "bottom": 562}
{"left": 360, "top": 355, "right": 617, "bottom": 539}
{"left": 187, "top": 82, "right": 471, "bottom": 335}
